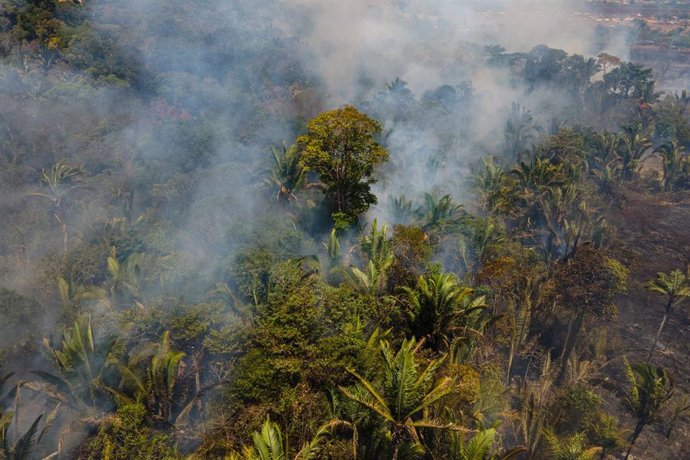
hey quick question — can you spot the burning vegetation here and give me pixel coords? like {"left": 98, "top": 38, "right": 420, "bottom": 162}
{"left": 0, "top": 0, "right": 690, "bottom": 459}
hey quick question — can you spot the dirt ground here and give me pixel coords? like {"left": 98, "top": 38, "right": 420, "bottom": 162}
{"left": 601, "top": 188, "right": 690, "bottom": 459}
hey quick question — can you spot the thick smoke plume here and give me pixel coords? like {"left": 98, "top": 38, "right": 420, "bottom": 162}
{"left": 0, "top": 0, "right": 664, "bottom": 454}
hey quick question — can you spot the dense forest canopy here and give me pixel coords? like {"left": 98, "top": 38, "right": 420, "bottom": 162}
{"left": 1, "top": 0, "right": 690, "bottom": 458}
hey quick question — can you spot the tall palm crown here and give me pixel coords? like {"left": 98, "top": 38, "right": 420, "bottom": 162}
{"left": 645, "top": 269, "right": 690, "bottom": 308}
{"left": 622, "top": 360, "right": 674, "bottom": 459}
{"left": 644, "top": 269, "right": 690, "bottom": 362}
{"left": 402, "top": 273, "right": 484, "bottom": 351}
{"left": 270, "top": 143, "right": 306, "bottom": 202}
{"left": 340, "top": 338, "right": 458, "bottom": 459}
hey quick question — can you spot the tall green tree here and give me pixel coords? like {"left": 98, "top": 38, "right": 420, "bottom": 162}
{"left": 297, "top": 105, "right": 389, "bottom": 224}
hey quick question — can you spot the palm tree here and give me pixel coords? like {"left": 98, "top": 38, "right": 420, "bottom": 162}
{"left": 622, "top": 360, "right": 674, "bottom": 459}
{"left": 591, "top": 159, "right": 621, "bottom": 196}
{"left": 449, "top": 427, "right": 497, "bottom": 460}
{"left": 229, "top": 417, "right": 286, "bottom": 460}
{"left": 456, "top": 217, "right": 506, "bottom": 276}
{"left": 33, "top": 314, "right": 112, "bottom": 411}
{"left": 24, "top": 316, "right": 115, "bottom": 457}
{"left": 590, "top": 131, "right": 620, "bottom": 168}
{"left": 389, "top": 195, "right": 414, "bottom": 224}
{"left": 344, "top": 260, "right": 387, "bottom": 297}
{"left": 544, "top": 195, "right": 607, "bottom": 262}
{"left": 325, "top": 228, "right": 341, "bottom": 266}
{"left": 0, "top": 370, "right": 58, "bottom": 460}
{"left": 504, "top": 103, "right": 542, "bottom": 162}
{"left": 416, "top": 193, "right": 463, "bottom": 230}
{"left": 516, "top": 355, "right": 555, "bottom": 459}
{"left": 616, "top": 123, "right": 651, "bottom": 181}
{"left": 402, "top": 272, "right": 485, "bottom": 351}
{"left": 343, "top": 221, "right": 394, "bottom": 296}
{"left": 448, "top": 426, "right": 525, "bottom": 460}
{"left": 227, "top": 416, "right": 334, "bottom": 460}
{"left": 588, "top": 413, "right": 626, "bottom": 460}
{"left": 269, "top": 143, "right": 306, "bottom": 202}
{"left": 544, "top": 429, "right": 601, "bottom": 460}
{"left": 106, "top": 246, "right": 144, "bottom": 303}
{"left": 472, "top": 156, "right": 505, "bottom": 212}
{"left": 504, "top": 276, "right": 539, "bottom": 384}
{"left": 28, "top": 161, "right": 85, "bottom": 255}
{"left": 0, "top": 413, "right": 46, "bottom": 460}
{"left": 360, "top": 220, "right": 393, "bottom": 272}
{"left": 508, "top": 158, "right": 566, "bottom": 232}
{"left": 654, "top": 141, "right": 687, "bottom": 191}
{"left": 106, "top": 331, "right": 186, "bottom": 423}
{"left": 588, "top": 131, "right": 622, "bottom": 193}
{"left": 55, "top": 276, "right": 111, "bottom": 323}
{"left": 321, "top": 228, "right": 343, "bottom": 284}
{"left": 512, "top": 158, "right": 565, "bottom": 192}
{"left": 340, "top": 338, "right": 460, "bottom": 460}
{"left": 643, "top": 269, "right": 690, "bottom": 362}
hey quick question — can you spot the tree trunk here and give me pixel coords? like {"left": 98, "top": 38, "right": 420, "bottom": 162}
{"left": 647, "top": 300, "right": 672, "bottom": 363}
{"left": 391, "top": 443, "right": 399, "bottom": 460}
{"left": 506, "top": 342, "right": 516, "bottom": 385}
{"left": 624, "top": 422, "right": 645, "bottom": 460}
{"left": 62, "top": 221, "right": 68, "bottom": 256}
{"left": 557, "top": 307, "right": 584, "bottom": 385}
